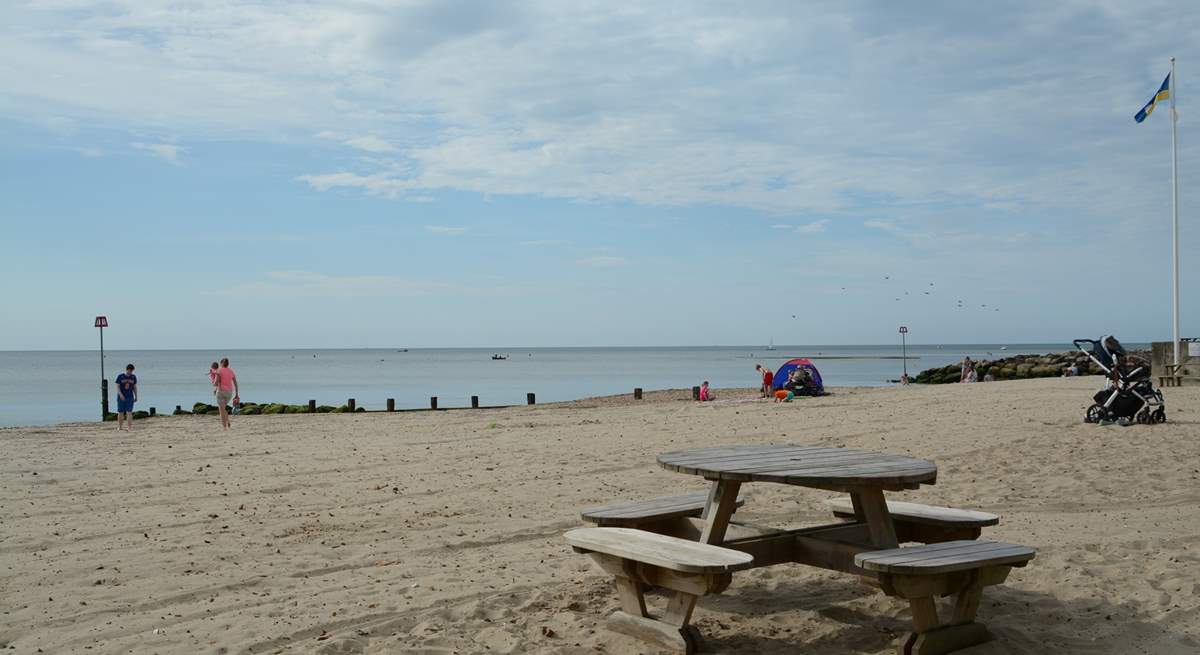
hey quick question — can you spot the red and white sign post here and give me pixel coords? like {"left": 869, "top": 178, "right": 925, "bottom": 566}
{"left": 95, "top": 316, "right": 109, "bottom": 418}
{"left": 899, "top": 326, "right": 909, "bottom": 378}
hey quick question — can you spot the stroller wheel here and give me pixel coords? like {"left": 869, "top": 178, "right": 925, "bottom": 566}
{"left": 1085, "top": 404, "right": 1106, "bottom": 424}
{"left": 1152, "top": 408, "right": 1167, "bottom": 423}
{"left": 1135, "top": 409, "right": 1153, "bottom": 425}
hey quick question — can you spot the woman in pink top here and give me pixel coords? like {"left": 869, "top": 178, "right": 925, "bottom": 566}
{"left": 214, "top": 357, "right": 239, "bottom": 430}
{"left": 699, "top": 381, "right": 714, "bottom": 401}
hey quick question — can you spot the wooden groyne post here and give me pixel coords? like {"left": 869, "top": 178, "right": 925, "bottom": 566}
{"left": 430, "top": 396, "right": 438, "bottom": 410}
{"left": 527, "top": 392, "right": 536, "bottom": 405}
{"left": 634, "top": 387, "right": 643, "bottom": 400}
{"left": 692, "top": 386, "right": 701, "bottom": 400}
{"left": 347, "top": 398, "right": 356, "bottom": 412}
{"left": 308, "top": 399, "right": 316, "bottom": 413}
{"left": 471, "top": 395, "right": 480, "bottom": 409}
{"left": 386, "top": 398, "right": 395, "bottom": 412}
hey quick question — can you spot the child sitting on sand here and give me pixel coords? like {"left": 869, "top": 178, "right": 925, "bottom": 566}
{"left": 699, "top": 381, "right": 714, "bottom": 401}
{"left": 774, "top": 389, "right": 794, "bottom": 402}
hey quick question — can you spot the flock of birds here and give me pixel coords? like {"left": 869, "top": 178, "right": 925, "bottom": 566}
{"left": 790, "top": 277, "right": 1002, "bottom": 319}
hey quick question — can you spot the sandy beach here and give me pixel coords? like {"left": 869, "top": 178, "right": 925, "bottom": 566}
{"left": 2, "top": 377, "right": 1199, "bottom": 654}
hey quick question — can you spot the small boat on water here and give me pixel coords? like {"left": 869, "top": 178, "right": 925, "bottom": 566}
{"left": 492, "top": 354, "right": 507, "bottom": 360}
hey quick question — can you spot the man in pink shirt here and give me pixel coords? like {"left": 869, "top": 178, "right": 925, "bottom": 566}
{"left": 214, "top": 357, "right": 239, "bottom": 430}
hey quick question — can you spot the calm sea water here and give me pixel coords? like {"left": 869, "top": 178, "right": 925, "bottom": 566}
{"left": 0, "top": 344, "right": 1101, "bottom": 427}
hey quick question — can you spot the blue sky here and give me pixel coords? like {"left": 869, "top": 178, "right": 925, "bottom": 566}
{"left": 2, "top": 0, "right": 1198, "bottom": 349}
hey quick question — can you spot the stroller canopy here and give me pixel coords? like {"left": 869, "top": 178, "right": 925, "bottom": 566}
{"left": 1075, "top": 335, "right": 1127, "bottom": 371}
{"left": 772, "top": 358, "right": 824, "bottom": 392}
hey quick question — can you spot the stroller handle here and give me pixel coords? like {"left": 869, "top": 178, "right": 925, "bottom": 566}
{"left": 1073, "top": 339, "right": 1097, "bottom": 349}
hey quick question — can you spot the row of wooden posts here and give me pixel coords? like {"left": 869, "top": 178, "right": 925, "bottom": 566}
{"left": 170, "top": 387, "right": 650, "bottom": 415}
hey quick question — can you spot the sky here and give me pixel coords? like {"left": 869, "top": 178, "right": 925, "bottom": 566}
{"left": 2, "top": 0, "right": 1198, "bottom": 349}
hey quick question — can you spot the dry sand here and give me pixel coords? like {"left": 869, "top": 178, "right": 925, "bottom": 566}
{"left": 2, "top": 377, "right": 1199, "bottom": 654}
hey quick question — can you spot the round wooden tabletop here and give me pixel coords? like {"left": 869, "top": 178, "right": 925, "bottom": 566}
{"left": 657, "top": 444, "right": 937, "bottom": 490}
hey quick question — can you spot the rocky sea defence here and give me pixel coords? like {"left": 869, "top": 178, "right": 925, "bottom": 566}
{"left": 177, "top": 402, "right": 364, "bottom": 415}
{"left": 913, "top": 350, "right": 1151, "bottom": 384}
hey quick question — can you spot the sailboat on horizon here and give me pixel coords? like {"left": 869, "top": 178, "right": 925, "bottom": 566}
{"left": 766, "top": 337, "right": 776, "bottom": 351}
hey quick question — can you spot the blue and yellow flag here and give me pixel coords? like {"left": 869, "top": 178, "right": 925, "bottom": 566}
{"left": 1135, "top": 73, "right": 1171, "bottom": 123}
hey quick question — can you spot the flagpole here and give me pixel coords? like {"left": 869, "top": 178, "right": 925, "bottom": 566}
{"left": 1170, "top": 57, "right": 1180, "bottom": 373}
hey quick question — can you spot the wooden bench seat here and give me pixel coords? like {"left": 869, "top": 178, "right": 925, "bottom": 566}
{"left": 581, "top": 491, "right": 744, "bottom": 528}
{"left": 827, "top": 498, "right": 998, "bottom": 543}
{"left": 855, "top": 540, "right": 1036, "bottom": 655}
{"left": 566, "top": 527, "right": 753, "bottom": 653}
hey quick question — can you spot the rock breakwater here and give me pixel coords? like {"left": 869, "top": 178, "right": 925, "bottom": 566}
{"left": 913, "top": 350, "right": 1150, "bottom": 384}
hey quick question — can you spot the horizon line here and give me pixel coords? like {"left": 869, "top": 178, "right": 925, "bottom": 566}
{"left": 0, "top": 340, "right": 1155, "bottom": 354}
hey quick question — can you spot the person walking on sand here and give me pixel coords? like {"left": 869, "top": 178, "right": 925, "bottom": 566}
{"left": 115, "top": 364, "right": 138, "bottom": 431}
{"left": 214, "top": 358, "right": 239, "bottom": 430}
{"left": 756, "top": 364, "right": 774, "bottom": 398}
{"left": 959, "top": 356, "right": 974, "bottom": 383}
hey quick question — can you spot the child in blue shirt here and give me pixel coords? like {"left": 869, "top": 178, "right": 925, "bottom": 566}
{"left": 115, "top": 364, "right": 138, "bottom": 431}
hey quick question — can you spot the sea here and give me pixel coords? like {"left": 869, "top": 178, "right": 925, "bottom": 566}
{"left": 0, "top": 343, "right": 1112, "bottom": 428}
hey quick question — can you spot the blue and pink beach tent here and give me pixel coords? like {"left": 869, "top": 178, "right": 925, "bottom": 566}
{"left": 771, "top": 358, "right": 824, "bottom": 392}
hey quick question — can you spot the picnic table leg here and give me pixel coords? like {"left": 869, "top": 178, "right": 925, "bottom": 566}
{"left": 606, "top": 577, "right": 703, "bottom": 654}
{"left": 614, "top": 577, "right": 648, "bottom": 618}
{"left": 888, "top": 572, "right": 996, "bottom": 655}
{"left": 699, "top": 479, "right": 742, "bottom": 545}
{"left": 852, "top": 487, "right": 898, "bottom": 549}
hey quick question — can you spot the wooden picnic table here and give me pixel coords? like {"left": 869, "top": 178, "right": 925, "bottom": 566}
{"left": 571, "top": 444, "right": 1033, "bottom": 654}
{"left": 657, "top": 444, "right": 938, "bottom": 574}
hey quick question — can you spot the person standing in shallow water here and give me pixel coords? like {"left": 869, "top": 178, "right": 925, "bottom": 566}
{"left": 115, "top": 364, "right": 138, "bottom": 431}
{"left": 214, "top": 358, "right": 239, "bottom": 430}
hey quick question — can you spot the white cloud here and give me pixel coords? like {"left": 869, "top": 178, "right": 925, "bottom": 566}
{"left": 298, "top": 172, "right": 409, "bottom": 197}
{"left": 222, "top": 270, "right": 463, "bottom": 297}
{"left": 344, "top": 135, "right": 396, "bottom": 153}
{"left": 424, "top": 225, "right": 468, "bottom": 236}
{"left": 864, "top": 219, "right": 901, "bottom": 233}
{"left": 77, "top": 147, "right": 103, "bottom": 158}
{"left": 795, "top": 219, "right": 829, "bottom": 234}
{"left": 132, "top": 142, "right": 184, "bottom": 165}
{"left": 576, "top": 255, "right": 628, "bottom": 268}
{"left": 520, "top": 239, "right": 570, "bottom": 247}
{"left": 770, "top": 224, "right": 792, "bottom": 230}
{"left": 2, "top": 1, "right": 1197, "bottom": 228}
{"left": 317, "top": 131, "right": 397, "bottom": 153}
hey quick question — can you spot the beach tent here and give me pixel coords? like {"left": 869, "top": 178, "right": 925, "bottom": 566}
{"left": 771, "top": 358, "right": 824, "bottom": 393}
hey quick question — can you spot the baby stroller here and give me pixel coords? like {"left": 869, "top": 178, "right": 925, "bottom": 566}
{"left": 1073, "top": 336, "right": 1166, "bottom": 424}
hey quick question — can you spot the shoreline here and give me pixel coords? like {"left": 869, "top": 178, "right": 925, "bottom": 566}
{"left": 3, "top": 377, "right": 1118, "bottom": 431}
{"left": 1, "top": 345, "right": 1115, "bottom": 429}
